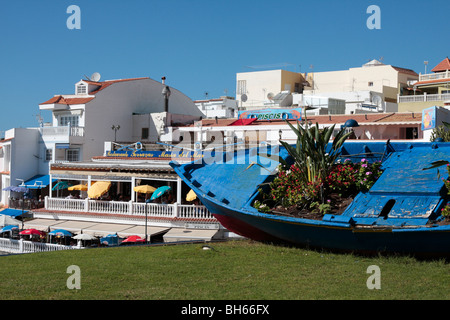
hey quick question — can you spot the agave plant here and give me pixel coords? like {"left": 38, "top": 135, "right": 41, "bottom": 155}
{"left": 279, "top": 118, "right": 352, "bottom": 184}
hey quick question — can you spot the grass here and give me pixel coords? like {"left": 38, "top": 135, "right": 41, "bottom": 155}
{"left": 0, "top": 240, "right": 448, "bottom": 300}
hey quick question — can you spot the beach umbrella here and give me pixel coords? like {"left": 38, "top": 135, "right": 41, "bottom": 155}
{"left": 0, "top": 225, "right": 19, "bottom": 233}
{"left": 0, "top": 214, "right": 21, "bottom": 227}
{"left": 88, "top": 181, "right": 111, "bottom": 199}
{"left": 48, "top": 229, "right": 72, "bottom": 237}
{"left": 2, "top": 186, "right": 15, "bottom": 191}
{"left": 68, "top": 184, "right": 88, "bottom": 191}
{"left": 100, "top": 234, "right": 120, "bottom": 246}
{"left": 121, "top": 235, "right": 145, "bottom": 243}
{"left": 73, "top": 233, "right": 95, "bottom": 240}
{"left": 10, "top": 186, "right": 29, "bottom": 193}
{"left": 133, "top": 185, "right": 157, "bottom": 194}
{"left": 150, "top": 186, "right": 171, "bottom": 200}
{"left": 19, "top": 229, "right": 45, "bottom": 236}
{"left": 186, "top": 189, "right": 197, "bottom": 202}
{"left": 52, "top": 181, "right": 71, "bottom": 191}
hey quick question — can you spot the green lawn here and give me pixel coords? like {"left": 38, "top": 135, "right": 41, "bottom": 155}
{"left": 0, "top": 240, "right": 448, "bottom": 300}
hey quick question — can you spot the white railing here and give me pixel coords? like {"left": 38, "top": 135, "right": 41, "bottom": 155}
{"left": 40, "top": 126, "right": 85, "bottom": 138}
{"left": 398, "top": 93, "right": 450, "bottom": 103}
{"left": 0, "top": 238, "right": 82, "bottom": 254}
{"left": 419, "top": 70, "right": 450, "bottom": 82}
{"left": 44, "top": 197, "right": 216, "bottom": 221}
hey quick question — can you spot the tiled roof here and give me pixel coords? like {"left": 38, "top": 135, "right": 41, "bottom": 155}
{"left": 40, "top": 77, "right": 150, "bottom": 105}
{"left": 413, "top": 78, "right": 450, "bottom": 86}
{"left": 87, "top": 77, "right": 149, "bottom": 95}
{"left": 40, "top": 96, "right": 95, "bottom": 105}
{"left": 431, "top": 57, "right": 450, "bottom": 73}
{"left": 392, "top": 66, "right": 419, "bottom": 76}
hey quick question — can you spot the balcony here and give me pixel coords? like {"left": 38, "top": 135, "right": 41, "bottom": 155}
{"left": 40, "top": 125, "right": 85, "bottom": 138}
{"left": 398, "top": 93, "right": 450, "bottom": 103}
{"left": 42, "top": 197, "right": 220, "bottom": 229}
{"left": 419, "top": 71, "right": 450, "bottom": 82}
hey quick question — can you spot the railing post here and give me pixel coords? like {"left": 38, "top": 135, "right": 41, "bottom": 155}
{"left": 44, "top": 196, "right": 48, "bottom": 209}
{"left": 84, "top": 198, "right": 89, "bottom": 212}
{"left": 173, "top": 202, "right": 179, "bottom": 218}
{"left": 19, "top": 238, "right": 23, "bottom": 253}
{"left": 129, "top": 200, "right": 133, "bottom": 215}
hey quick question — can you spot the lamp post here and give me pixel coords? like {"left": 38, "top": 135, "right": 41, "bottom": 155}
{"left": 111, "top": 125, "right": 120, "bottom": 142}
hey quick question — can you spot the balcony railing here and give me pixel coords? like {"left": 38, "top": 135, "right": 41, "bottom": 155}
{"left": 40, "top": 126, "right": 84, "bottom": 138}
{"left": 398, "top": 93, "right": 450, "bottom": 103}
{"left": 419, "top": 71, "right": 450, "bottom": 82}
{"left": 44, "top": 197, "right": 216, "bottom": 222}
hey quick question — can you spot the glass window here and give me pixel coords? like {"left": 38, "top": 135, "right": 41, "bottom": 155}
{"left": 141, "top": 128, "right": 149, "bottom": 140}
{"left": 60, "top": 115, "right": 79, "bottom": 127}
{"left": 45, "top": 149, "right": 52, "bottom": 162}
{"left": 77, "top": 84, "right": 87, "bottom": 95}
{"left": 66, "top": 149, "right": 79, "bottom": 162}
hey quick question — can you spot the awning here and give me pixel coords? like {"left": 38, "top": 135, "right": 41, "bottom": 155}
{"left": 48, "top": 220, "right": 98, "bottom": 233}
{"left": 22, "top": 218, "right": 65, "bottom": 231}
{"left": 56, "top": 144, "right": 70, "bottom": 149}
{"left": 163, "top": 228, "right": 220, "bottom": 242}
{"left": 23, "top": 175, "right": 56, "bottom": 189}
{"left": 0, "top": 208, "right": 29, "bottom": 217}
{"left": 116, "top": 226, "right": 170, "bottom": 238}
{"left": 81, "top": 223, "right": 136, "bottom": 237}
{"left": 228, "top": 118, "right": 257, "bottom": 126}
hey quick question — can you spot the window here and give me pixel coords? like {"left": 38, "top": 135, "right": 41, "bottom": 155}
{"left": 45, "top": 149, "right": 52, "bottom": 162}
{"left": 66, "top": 149, "right": 79, "bottom": 162}
{"left": 237, "top": 80, "right": 247, "bottom": 95}
{"left": 141, "top": 128, "right": 149, "bottom": 140}
{"left": 60, "top": 115, "right": 79, "bottom": 127}
{"left": 77, "top": 84, "right": 87, "bottom": 95}
{"left": 368, "top": 82, "right": 374, "bottom": 87}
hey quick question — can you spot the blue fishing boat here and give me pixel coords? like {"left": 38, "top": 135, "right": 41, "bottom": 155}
{"left": 171, "top": 141, "right": 450, "bottom": 257}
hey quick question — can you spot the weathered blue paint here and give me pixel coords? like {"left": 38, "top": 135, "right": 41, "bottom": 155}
{"left": 170, "top": 141, "right": 450, "bottom": 256}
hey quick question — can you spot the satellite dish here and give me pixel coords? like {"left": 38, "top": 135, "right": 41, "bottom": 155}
{"left": 90, "top": 72, "right": 101, "bottom": 82}
{"left": 267, "top": 92, "right": 274, "bottom": 100}
{"left": 241, "top": 94, "right": 248, "bottom": 102}
{"left": 372, "top": 95, "right": 383, "bottom": 111}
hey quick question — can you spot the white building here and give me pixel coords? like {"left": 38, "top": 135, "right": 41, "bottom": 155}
{"left": 194, "top": 96, "right": 238, "bottom": 118}
{"left": 0, "top": 75, "right": 204, "bottom": 207}
{"left": 235, "top": 60, "right": 419, "bottom": 114}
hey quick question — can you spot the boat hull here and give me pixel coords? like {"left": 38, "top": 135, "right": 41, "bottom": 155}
{"left": 202, "top": 195, "right": 450, "bottom": 257}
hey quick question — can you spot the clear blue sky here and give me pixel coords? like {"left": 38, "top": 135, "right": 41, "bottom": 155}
{"left": 0, "top": 0, "right": 449, "bottom": 131}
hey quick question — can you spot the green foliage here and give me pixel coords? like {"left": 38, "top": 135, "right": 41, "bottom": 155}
{"left": 279, "top": 118, "right": 352, "bottom": 184}
{"left": 431, "top": 121, "right": 450, "bottom": 142}
{"left": 254, "top": 115, "right": 383, "bottom": 215}
{"left": 258, "top": 160, "right": 383, "bottom": 214}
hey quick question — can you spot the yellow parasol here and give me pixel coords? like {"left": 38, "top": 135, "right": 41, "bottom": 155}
{"left": 68, "top": 184, "right": 88, "bottom": 191}
{"left": 133, "top": 185, "right": 157, "bottom": 194}
{"left": 87, "top": 181, "right": 111, "bottom": 199}
{"left": 186, "top": 189, "right": 197, "bottom": 202}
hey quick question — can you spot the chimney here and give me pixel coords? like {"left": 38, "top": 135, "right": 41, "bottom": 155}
{"left": 161, "top": 76, "right": 166, "bottom": 84}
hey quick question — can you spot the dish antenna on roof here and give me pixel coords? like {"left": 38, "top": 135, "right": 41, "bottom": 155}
{"left": 90, "top": 72, "right": 101, "bottom": 82}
